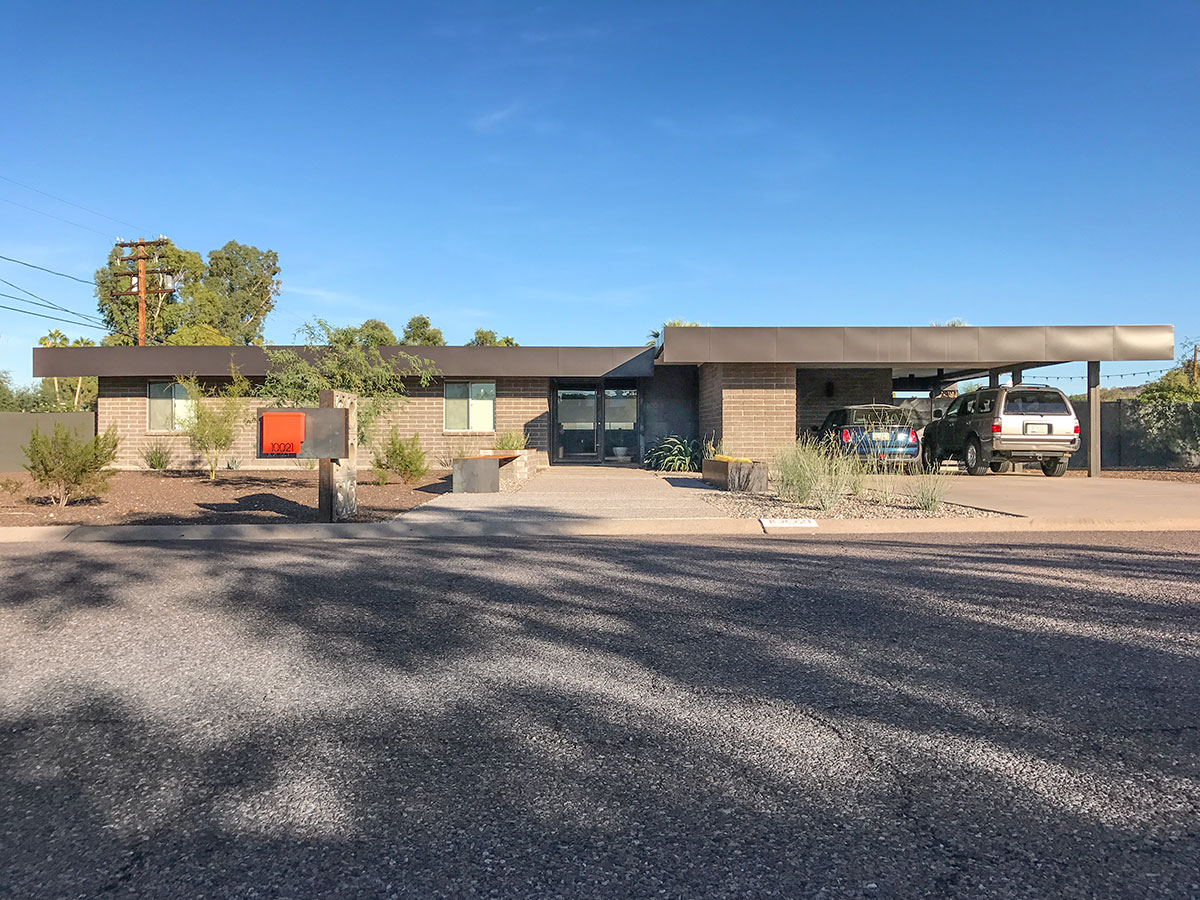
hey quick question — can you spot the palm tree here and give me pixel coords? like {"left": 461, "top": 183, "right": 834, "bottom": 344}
{"left": 37, "top": 329, "right": 69, "bottom": 405}
{"left": 70, "top": 336, "right": 96, "bottom": 409}
{"left": 646, "top": 319, "right": 701, "bottom": 346}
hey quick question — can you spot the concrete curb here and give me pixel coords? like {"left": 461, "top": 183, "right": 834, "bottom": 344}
{"left": 3, "top": 515, "right": 1200, "bottom": 543}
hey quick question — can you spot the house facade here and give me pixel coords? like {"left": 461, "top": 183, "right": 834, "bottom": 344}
{"left": 31, "top": 324, "right": 1176, "bottom": 473}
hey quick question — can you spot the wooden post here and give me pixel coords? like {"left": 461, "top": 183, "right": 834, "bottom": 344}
{"left": 1087, "top": 361, "right": 1101, "bottom": 478}
{"left": 318, "top": 390, "right": 357, "bottom": 522}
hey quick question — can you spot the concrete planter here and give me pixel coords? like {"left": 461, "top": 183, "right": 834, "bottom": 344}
{"left": 702, "top": 458, "right": 768, "bottom": 492}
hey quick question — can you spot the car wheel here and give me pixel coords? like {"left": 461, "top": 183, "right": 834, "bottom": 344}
{"left": 989, "top": 460, "right": 1013, "bottom": 474}
{"left": 964, "top": 437, "right": 991, "bottom": 476}
{"left": 1041, "top": 456, "right": 1068, "bottom": 477}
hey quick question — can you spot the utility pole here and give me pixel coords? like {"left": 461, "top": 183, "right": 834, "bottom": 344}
{"left": 114, "top": 238, "right": 172, "bottom": 345}
{"left": 1193, "top": 343, "right": 1198, "bottom": 382}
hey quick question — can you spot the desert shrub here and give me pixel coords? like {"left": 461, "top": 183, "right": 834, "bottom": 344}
{"left": 909, "top": 471, "right": 954, "bottom": 512}
{"left": 436, "top": 440, "right": 473, "bottom": 468}
{"left": 178, "top": 371, "right": 251, "bottom": 480}
{"left": 1, "top": 477, "right": 23, "bottom": 495}
{"left": 23, "top": 424, "right": 120, "bottom": 506}
{"left": 372, "top": 468, "right": 389, "bottom": 486}
{"left": 372, "top": 429, "right": 429, "bottom": 483}
{"left": 141, "top": 441, "right": 174, "bottom": 471}
{"left": 493, "top": 430, "right": 528, "bottom": 450}
{"left": 226, "top": 458, "right": 242, "bottom": 470}
{"left": 702, "top": 433, "right": 723, "bottom": 460}
{"left": 774, "top": 437, "right": 863, "bottom": 511}
{"left": 644, "top": 435, "right": 701, "bottom": 472}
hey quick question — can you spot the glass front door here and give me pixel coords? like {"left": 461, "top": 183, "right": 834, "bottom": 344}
{"left": 603, "top": 388, "right": 638, "bottom": 463}
{"left": 555, "top": 388, "right": 598, "bottom": 460}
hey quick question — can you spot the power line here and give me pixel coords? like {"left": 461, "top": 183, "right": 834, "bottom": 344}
{"left": 0, "top": 300, "right": 113, "bottom": 333}
{"left": 0, "top": 278, "right": 108, "bottom": 327}
{"left": 0, "top": 196, "right": 115, "bottom": 238}
{"left": 0, "top": 253, "right": 98, "bottom": 285}
{"left": 0, "top": 174, "right": 150, "bottom": 232}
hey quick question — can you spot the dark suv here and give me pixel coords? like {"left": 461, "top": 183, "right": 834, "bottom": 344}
{"left": 922, "top": 385, "right": 1080, "bottom": 476}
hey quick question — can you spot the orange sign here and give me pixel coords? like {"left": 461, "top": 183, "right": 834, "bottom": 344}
{"left": 261, "top": 411, "right": 306, "bottom": 456}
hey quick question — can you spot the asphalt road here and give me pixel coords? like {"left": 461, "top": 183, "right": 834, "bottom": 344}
{"left": 2, "top": 532, "right": 1198, "bottom": 899}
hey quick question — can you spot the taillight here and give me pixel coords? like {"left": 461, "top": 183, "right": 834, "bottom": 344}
{"left": 909, "top": 429, "right": 918, "bottom": 444}
{"left": 991, "top": 419, "right": 1002, "bottom": 434}
{"left": 841, "top": 429, "right": 851, "bottom": 443}
{"left": 1074, "top": 422, "right": 1080, "bottom": 434}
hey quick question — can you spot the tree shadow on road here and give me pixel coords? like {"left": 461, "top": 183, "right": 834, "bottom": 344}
{"left": 2, "top": 533, "right": 1199, "bottom": 898}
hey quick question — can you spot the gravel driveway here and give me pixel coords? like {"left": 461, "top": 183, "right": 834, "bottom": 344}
{"left": 2, "top": 532, "right": 1198, "bottom": 899}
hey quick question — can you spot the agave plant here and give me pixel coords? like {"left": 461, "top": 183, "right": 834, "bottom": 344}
{"left": 644, "top": 435, "right": 702, "bottom": 472}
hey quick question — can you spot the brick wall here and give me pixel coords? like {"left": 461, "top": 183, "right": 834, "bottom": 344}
{"left": 698, "top": 364, "right": 724, "bottom": 444}
{"left": 795, "top": 368, "right": 894, "bottom": 435}
{"left": 98, "top": 376, "right": 550, "bottom": 471}
{"left": 715, "top": 363, "right": 798, "bottom": 461}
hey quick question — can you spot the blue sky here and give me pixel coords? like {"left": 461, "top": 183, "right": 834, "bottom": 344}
{"left": 1, "top": 1, "right": 1196, "bottom": 387}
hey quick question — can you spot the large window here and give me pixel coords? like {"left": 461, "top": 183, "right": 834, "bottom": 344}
{"left": 147, "top": 381, "right": 192, "bottom": 431}
{"left": 444, "top": 381, "right": 496, "bottom": 432}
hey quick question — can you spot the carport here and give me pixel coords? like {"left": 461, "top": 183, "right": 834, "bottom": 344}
{"left": 656, "top": 324, "right": 1176, "bottom": 476}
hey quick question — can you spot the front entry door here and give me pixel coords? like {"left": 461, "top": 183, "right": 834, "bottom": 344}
{"left": 555, "top": 387, "right": 599, "bottom": 461}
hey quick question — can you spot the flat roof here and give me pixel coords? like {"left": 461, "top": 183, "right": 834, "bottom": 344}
{"left": 32, "top": 345, "right": 657, "bottom": 379}
{"left": 31, "top": 324, "right": 1174, "bottom": 380}
{"left": 655, "top": 325, "right": 1175, "bottom": 367}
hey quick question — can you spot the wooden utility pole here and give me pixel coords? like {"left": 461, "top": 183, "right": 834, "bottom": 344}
{"left": 114, "top": 238, "right": 172, "bottom": 345}
{"left": 1193, "top": 343, "right": 1198, "bottom": 382}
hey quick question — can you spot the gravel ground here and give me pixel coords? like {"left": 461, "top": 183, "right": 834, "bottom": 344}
{"left": 0, "top": 470, "right": 449, "bottom": 525}
{"left": 2, "top": 532, "right": 1198, "bottom": 899}
{"left": 1064, "top": 468, "right": 1200, "bottom": 483}
{"left": 700, "top": 488, "right": 1009, "bottom": 519}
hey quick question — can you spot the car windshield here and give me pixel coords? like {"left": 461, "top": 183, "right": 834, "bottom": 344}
{"left": 848, "top": 408, "right": 912, "bottom": 426}
{"left": 1003, "top": 391, "right": 1069, "bottom": 415}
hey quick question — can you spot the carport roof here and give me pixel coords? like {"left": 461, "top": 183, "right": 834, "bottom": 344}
{"left": 654, "top": 325, "right": 1175, "bottom": 368}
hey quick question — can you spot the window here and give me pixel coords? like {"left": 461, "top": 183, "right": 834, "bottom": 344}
{"left": 976, "top": 391, "right": 997, "bottom": 414}
{"left": 1003, "top": 390, "right": 1069, "bottom": 415}
{"left": 848, "top": 408, "right": 912, "bottom": 426}
{"left": 444, "top": 381, "right": 495, "bottom": 431}
{"left": 147, "top": 381, "right": 192, "bottom": 431}
{"left": 944, "top": 396, "right": 964, "bottom": 417}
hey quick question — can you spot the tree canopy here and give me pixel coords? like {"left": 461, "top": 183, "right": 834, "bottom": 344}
{"left": 646, "top": 319, "right": 700, "bottom": 346}
{"left": 1137, "top": 338, "right": 1200, "bottom": 403}
{"left": 401, "top": 315, "right": 446, "bottom": 346}
{"left": 262, "top": 319, "right": 440, "bottom": 443}
{"left": 95, "top": 239, "right": 280, "bottom": 346}
{"left": 465, "top": 328, "right": 518, "bottom": 347}
{"left": 359, "top": 319, "right": 398, "bottom": 346}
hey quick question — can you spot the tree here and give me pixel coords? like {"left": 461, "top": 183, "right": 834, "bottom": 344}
{"left": 262, "top": 319, "right": 439, "bottom": 443}
{"left": 177, "top": 370, "right": 252, "bottom": 480}
{"left": 37, "top": 329, "right": 69, "bottom": 404}
{"left": 359, "top": 319, "right": 398, "bottom": 346}
{"left": 465, "top": 328, "right": 518, "bottom": 347}
{"left": 1138, "top": 337, "right": 1200, "bottom": 403}
{"left": 23, "top": 423, "right": 120, "bottom": 506}
{"left": 70, "top": 337, "right": 97, "bottom": 410}
{"left": 0, "top": 371, "right": 15, "bottom": 411}
{"left": 930, "top": 318, "right": 968, "bottom": 327}
{"left": 401, "top": 315, "right": 446, "bottom": 346}
{"left": 646, "top": 319, "right": 700, "bottom": 346}
{"left": 94, "top": 239, "right": 280, "bottom": 345}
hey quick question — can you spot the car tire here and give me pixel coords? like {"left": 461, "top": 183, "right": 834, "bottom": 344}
{"left": 964, "top": 436, "right": 991, "bottom": 476}
{"left": 922, "top": 441, "right": 938, "bottom": 472}
{"left": 989, "top": 460, "right": 1013, "bottom": 474}
{"left": 1041, "top": 457, "right": 1068, "bottom": 477}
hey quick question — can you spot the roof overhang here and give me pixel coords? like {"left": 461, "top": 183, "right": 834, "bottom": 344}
{"left": 656, "top": 325, "right": 1176, "bottom": 367}
{"left": 32, "top": 345, "right": 657, "bottom": 379}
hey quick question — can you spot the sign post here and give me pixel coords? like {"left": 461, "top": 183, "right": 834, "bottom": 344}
{"left": 318, "top": 390, "right": 357, "bottom": 522}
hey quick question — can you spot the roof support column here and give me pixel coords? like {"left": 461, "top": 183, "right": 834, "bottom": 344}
{"left": 1087, "top": 361, "right": 1101, "bottom": 478}
{"left": 1011, "top": 366, "right": 1023, "bottom": 385}
{"left": 988, "top": 370, "right": 1000, "bottom": 388}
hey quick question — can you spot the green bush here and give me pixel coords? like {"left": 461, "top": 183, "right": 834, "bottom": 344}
{"left": 372, "top": 429, "right": 429, "bottom": 483}
{"left": 23, "top": 424, "right": 120, "bottom": 506}
{"left": 436, "top": 440, "right": 473, "bottom": 468}
{"left": 141, "top": 441, "right": 174, "bottom": 471}
{"left": 644, "top": 435, "right": 701, "bottom": 472}
{"left": 493, "top": 430, "right": 528, "bottom": 450}
{"left": 226, "top": 458, "right": 242, "bottom": 470}
{"left": 178, "top": 371, "right": 251, "bottom": 480}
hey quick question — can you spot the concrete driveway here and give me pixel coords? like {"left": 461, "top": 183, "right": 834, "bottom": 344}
{"left": 2, "top": 531, "right": 1198, "bottom": 898}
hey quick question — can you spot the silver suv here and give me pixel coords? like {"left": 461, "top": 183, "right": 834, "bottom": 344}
{"left": 922, "top": 385, "right": 1080, "bottom": 476}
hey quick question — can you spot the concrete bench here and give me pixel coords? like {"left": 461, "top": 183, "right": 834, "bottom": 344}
{"left": 451, "top": 453, "right": 521, "bottom": 493}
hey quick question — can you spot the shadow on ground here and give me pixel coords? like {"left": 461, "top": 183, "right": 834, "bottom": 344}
{"left": 2, "top": 534, "right": 1198, "bottom": 898}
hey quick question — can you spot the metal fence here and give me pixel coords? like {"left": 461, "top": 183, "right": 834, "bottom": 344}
{"left": 1071, "top": 400, "right": 1200, "bottom": 470}
{"left": 0, "top": 412, "right": 96, "bottom": 473}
